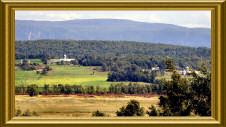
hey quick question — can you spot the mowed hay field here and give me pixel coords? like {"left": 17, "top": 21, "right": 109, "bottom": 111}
{"left": 38, "top": 65, "right": 110, "bottom": 87}
{"left": 15, "top": 65, "right": 147, "bottom": 87}
{"left": 15, "top": 95, "right": 160, "bottom": 117}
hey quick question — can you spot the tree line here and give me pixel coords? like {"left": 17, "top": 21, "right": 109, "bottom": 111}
{"left": 15, "top": 82, "right": 163, "bottom": 96}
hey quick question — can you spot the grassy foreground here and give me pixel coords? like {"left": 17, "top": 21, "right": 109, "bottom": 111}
{"left": 15, "top": 95, "right": 159, "bottom": 117}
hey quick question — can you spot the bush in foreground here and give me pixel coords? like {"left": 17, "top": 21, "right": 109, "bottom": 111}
{"left": 146, "top": 105, "right": 158, "bottom": 116}
{"left": 116, "top": 99, "right": 144, "bottom": 116}
{"left": 15, "top": 109, "right": 38, "bottom": 117}
{"left": 92, "top": 110, "right": 108, "bottom": 117}
{"left": 15, "top": 109, "right": 22, "bottom": 116}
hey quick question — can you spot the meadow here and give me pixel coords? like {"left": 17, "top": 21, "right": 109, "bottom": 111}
{"left": 15, "top": 64, "right": 148, "bottom": 88}
{"left": 15, "top": 95, "right": 160, "bottom": 117}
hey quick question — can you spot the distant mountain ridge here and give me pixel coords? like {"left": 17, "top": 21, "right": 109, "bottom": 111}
{"left": 15, "top": 19, "right": 211, "bottom": 48}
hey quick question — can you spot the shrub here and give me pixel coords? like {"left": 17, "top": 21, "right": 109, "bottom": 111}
{"left": 15, "top": 109, "right": 22, "bottom": 116}
{"left": 32, "top": 111, "right": 38, "bottom": 116}
{"left": 65, "top": 84, "right": 72, "bottom": 94}
{"left": 92, "top": 110, "right": 107, "bottom": 117}
{"left": 116, "top": 99, "right": 144, "bottom": 116}
{"left": 45, "top": 65, "right": 51, "bottom": 71}
{"left": 27, "top": 84, "right": 39, "bottom": 96}
{"left": 43, "top": 84, "right": 50, "bottom": 95}
{"left": 15, "top": 86, "right": 21, "bottom": 94}
{"left": 58, "top": 84, "right": 65, "bottom": 94}
{"left": 147, "top": 105, "right": 158, "bottom": 116}
{"left": 22, "top": 109, "right": 31, "bottom": 116}
{"left": 41, "top": 69, "right": 47, "bottom": 75}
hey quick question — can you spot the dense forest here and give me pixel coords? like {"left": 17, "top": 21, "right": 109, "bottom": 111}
{"left": 15, "top": 39, "right": 211, "bottom": 70}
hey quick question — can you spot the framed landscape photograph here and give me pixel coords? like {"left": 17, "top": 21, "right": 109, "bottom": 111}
{"left": 0, "top": 0, "right": 225, "bottom": 127}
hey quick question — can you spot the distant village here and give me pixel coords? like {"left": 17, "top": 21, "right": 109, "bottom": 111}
{"left": 151, "top": 66, "right": 199, "bottom": 76}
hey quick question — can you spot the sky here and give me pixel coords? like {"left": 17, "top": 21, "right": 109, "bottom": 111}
{"left": 15, "top": 11, "right": 211, "bottom": 28}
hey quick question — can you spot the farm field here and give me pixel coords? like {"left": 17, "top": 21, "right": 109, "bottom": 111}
{"left": 15, "top": 65, "right": 148, "bottom": 87}
{"left": 15, "top": 95, "right": 160, "bottom": 117}
{"left": 15, "top": 70, "right": 41, "bottom": 86}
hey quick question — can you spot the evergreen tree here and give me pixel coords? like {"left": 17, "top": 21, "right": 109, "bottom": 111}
{"left": 159, "top": 71, "right": 192, "bottom": 116}
{"left": 164, "top": 59, "right": 175, "bottom": 72}
{"left": 190, "top": 62, "right": 211, "bottom": 116}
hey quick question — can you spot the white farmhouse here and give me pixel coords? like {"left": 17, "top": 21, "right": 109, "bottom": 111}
{"left": 182, "top": 70, "right": 186, "bottom": 75}
{"left": 60, "top": 54, "right": 75, "bottom": 62}
{"left": 20, "top": 59, "right": 30, "bottom": 64}
{"left": 186, "top": 66, "right": 189, "bottom": 72}
{"left": 185, "top": 66, "right": 192, "bottom": 74}
{"left": 151, "top": 67, "right": 160, "bottom": 71}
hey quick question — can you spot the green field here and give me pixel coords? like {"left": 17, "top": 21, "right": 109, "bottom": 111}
{"left": 15, "top": 70, "right": 41, "bottom": 86}
{"left": 15, "top": 65, "right": 148, "bottom": 87}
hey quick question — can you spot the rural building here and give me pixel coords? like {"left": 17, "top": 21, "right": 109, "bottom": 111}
{"left": 20, "top": 59, "right": 30, "bottom": 64}
{"left": 151, "top": 67, "right": 159, "bottom": 71}
{"left": 50, "top": 60, "right": 59, "bottom": 63}
{"left": 162, "top": 69, "right": 170, "bottom": 72}
{"left": 195, "top": 71, "right": 199, "bottom": 74}
{"left": 186, "top": 66, "right": 189, "bottom": 71}
{"left": 181, "top": 66, "right": 200, "bottom": 75}
{"left": 60, "top": 54, "right": 75, "bottom": 62}
{"left": 182, "top": 70, "right": 186, "bottom": 75}
{"left": 185, "top": 66, "right": 192, "bottom": 74}
{"left": 180, "top": 66, "right": 191, "bottom": 75}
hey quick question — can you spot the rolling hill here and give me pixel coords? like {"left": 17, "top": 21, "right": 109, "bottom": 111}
{"left": 15, "top": 19, "right": 211, "bottom": 48}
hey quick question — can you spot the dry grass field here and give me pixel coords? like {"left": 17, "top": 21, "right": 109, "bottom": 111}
{"left": 15, "top": 95, "right": 160, "bottom": 117}
{"left": 15, "top": 65, "right": 148, "bottom": 87}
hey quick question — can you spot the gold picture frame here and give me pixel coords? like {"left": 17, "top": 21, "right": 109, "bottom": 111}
{"left": 0, "top": 0, "right": 225, "bottom": 127}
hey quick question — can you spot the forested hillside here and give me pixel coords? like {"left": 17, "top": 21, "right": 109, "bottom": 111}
{"left": 15, "top": 39, "right": 211, "bottom": 69}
